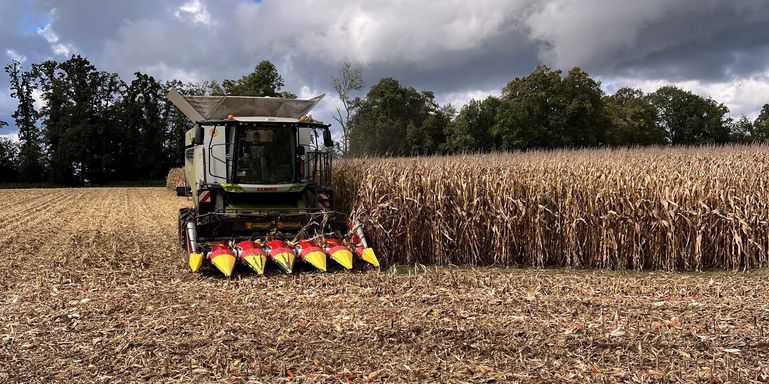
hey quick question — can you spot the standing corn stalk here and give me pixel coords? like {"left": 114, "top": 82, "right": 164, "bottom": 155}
{"left": 334, "top": 145, "right": 769, "bottom": 271}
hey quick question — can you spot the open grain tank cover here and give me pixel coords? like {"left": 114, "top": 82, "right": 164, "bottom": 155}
{"left": 167, "top": 89, "right": 324, "bottom": 122}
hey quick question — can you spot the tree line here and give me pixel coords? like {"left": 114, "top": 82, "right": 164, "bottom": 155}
{"left": 2, "top": 57, "right": 768, "bottom": 184}
{"left": 344, "top": 65, "right": 769, "bottom": 156}
{"left": 0, "top": 56, "right": 292, "bottom": 184}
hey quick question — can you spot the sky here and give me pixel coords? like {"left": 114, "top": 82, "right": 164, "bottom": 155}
{"left": 1, "top": 0, "right": 769, "bottom": 141}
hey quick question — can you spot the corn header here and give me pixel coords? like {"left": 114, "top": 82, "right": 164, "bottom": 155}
{"left": 168, "top": 90, "right": 378, "bottom": 276}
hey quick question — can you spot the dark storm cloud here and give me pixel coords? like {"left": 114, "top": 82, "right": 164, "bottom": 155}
{"left": 1, "top": 0, "right": 769, "bottom": 136}
{"left": 525, "top": 0, "right": 769, "bottom": 81}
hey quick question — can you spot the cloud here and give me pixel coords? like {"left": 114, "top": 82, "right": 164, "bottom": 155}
{"left": 0, "top": 0, "right": 766, "bottom": 128}
{"left": 175, "top": 0, "right": 214, "bottom": 27}
{"left": 606, "top": 69, "right": 769, "bottom": 120}
{"left": 0, "top": 88, "right": 14, "bottom": 116}
{"left": 5, "top": 49, "right": 27, "bottom": 63}
{"left": 0, "top": 132, "right": 19, "bottom": 142}
{"left": 524, "top": 0, "right": 769, "bottom": 80}
{"left": 37, "top": 10, "right": 77, "bottom": 57}
{"left": 438, "top": 88, "right": 500, "bottom": 110}
{"left": 232, "top": 0, "right": 537, "bottom": 68}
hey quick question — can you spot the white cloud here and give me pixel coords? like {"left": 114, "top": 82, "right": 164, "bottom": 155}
{"left": 31, "top": 89, "right": 45, "bottom": 112}
{"left": 0, "top": 133, "right": 19, "bottom": 142}
{"left": 175, "top": 0, "right": 214, "bottom": 27}
{"left": 298, "top": 84, "right": 338, "bottom": 126}
{"left": 605, "top": 68, "right": 769, "bottom": 120}
{"left": 0, "top": 87, "right": 45, "bottom": 117}
{"left": 233, "top": 0, "right": 535, "bottom": 67}
{"left": 139, "top": 62, "right": 205, "bottom": 84}
{"left": 37, "top": 11, "right": 77, "bottom": 57}
{"left": 438, "top": 88, "right": 499, "bottom": 109}
{"left": 8, "top": 0, "right": 769, "bottom": 122}
{"left": 5, "top": 49, "right": 26, "bottom": 63}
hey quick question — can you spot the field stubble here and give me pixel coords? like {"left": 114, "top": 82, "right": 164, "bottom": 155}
{"left": 0, "top": 188, "right": 768, "bottom": 382}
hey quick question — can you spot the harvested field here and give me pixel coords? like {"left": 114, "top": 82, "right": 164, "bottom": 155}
{"left": 335, "top": 145, "right": 769, "bottom": 270}
{"left": 1, "top": 188, "right": 769, "bottom": 382}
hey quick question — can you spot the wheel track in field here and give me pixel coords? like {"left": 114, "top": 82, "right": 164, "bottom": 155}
{"left": 0, "top": 190, "right": 63, "bottom": 224}
{"left": 0, "top": 190, "right": 82, "bottom": 243}
{"left": 120, "top": 188, "right": 182, "bottom": 273}
{"left": 53, "top": 188, "right": 124, "bottom": 270}
{"left": 0, "top": 189, "right": 87, "bottom": 281}
{"left": 0, "top": 189, "right": 52, "bottom": 212}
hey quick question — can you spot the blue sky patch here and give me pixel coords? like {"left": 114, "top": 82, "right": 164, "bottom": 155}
{"left": 18, "top": 10, "right": 52, "bottom": 36}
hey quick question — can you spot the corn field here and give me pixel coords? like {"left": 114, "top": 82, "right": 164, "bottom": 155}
{"left": 334, "top": 145, "right": 769, "bottom": 271}
{"left": 3, "top": 188, "right": 769, "bottom": 382}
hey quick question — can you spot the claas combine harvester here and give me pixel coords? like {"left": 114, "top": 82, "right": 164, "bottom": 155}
{"left": 167, "top": 90, "right": 379, "bottom": 276}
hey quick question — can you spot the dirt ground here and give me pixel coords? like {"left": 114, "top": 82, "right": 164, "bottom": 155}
{"left": 1, "top": 188, "right": 768, "bottom": 383}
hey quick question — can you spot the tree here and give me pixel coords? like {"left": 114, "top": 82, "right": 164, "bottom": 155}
{"left": 493, "top": 65, "right": 567, "bottom": 149}
{"left": 446, "top": 96, "right": 500, "bottom": 153}
{"left": 648, "top": 86, "right": 730, "bottom": 145}
{"left": 33, "top": 59, "right": 74, "bottom": 183}
{"left": 493, "top": 66, "right": 611, "bottom": 150}
{"left": 221, "top": 60, "right": 295, "bottom": 98}
{"left": 754, "top": 104, "right": 769, "bottom": 141}
{"left": 31, "top": 55, "right": 124, "bottom": 184}
{"left": 349, "top": 78, "right": 449, "bottom": 156}
{"left": 0, "top": 137, "right": 19, "bottom": 183}
{"left": 0, "top": 120, "right": 18, "bottom": 183}
{"left": 561, "top": 67, "right": 608, "bottom": 147}
{"left": 728, "top": 115, "right": 754, "bottom": 143}
{"left": 124, "top": 72, "right": 166, "bottom": 179}
{"left": 5, "top": 60, "right": 44, "bottom": 182}
{"left": 332, "top": 61, "right": 364, "bottom": 156}
{"left": 604, "top": 88, "right": 666, "bottom": 146}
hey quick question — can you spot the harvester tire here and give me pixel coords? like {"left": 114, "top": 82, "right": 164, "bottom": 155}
{"left": 178, "top": 207, "right": 193, "bottom": 251}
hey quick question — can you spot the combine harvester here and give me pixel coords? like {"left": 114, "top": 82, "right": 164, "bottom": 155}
{"left": 168, "top": 90, "right": 379, "bottom": 276}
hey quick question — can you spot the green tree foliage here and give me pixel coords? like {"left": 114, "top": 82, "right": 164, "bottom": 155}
{"left": 0, "top": 137, "right": 19, "bottom": 182}
{"left": 493, "top": 66, "right": 608, "bottom": 149}
{"left": 32, "top": 56, "right": 123, "bottom": 184}
{"left": 648, "top": 86, "right": 730, "bottom": 145}
{"left": 162, "top": 80, "right": 198, "bottom": 167}
{"left": 561, "top": 67, "right": 610, "bottom": 147}
{"left": 221, "top": 60, "right": 296, "bottom": 98}
{"left": 493, "top": 65, "right": 564, "bottom": 149}
{"left": 754, "top": 104, "right": 769, "bottom": 141}
{"left": 349, "top": 78, "right": 449, "bottom": 156}
{"left": 728, "top": 115, "right": 754, "bottom": 143}
{"left": 4, "top": 60, "right": 44, "bottom": 182}
{"left": 1, "top": 56, "right": 304, "bottom": 185}
{"left": 604, "top": 88, "right": 666, "bottom": 146}
{"left": 123, "top": 72, "right": 167, "bottom": 179}
{"left": 446, "top": 96, "right": 500, "bottom": 153}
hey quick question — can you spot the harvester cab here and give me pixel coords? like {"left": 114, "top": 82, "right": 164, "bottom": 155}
{"left": 167, "top": 89, "right": 379, "bottom": 276}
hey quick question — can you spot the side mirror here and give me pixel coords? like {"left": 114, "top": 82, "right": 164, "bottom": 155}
{"left": 323, "top": 128, "right": 333, "bottom": 148}
{"left": 194, "top": 125, "right": 204, "bottom": 145}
